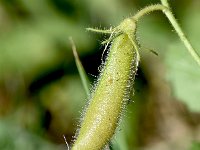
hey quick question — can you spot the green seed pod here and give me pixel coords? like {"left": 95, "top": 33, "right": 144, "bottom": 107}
{"left": 72, "top": 33, "right": 139, "bottom": 150}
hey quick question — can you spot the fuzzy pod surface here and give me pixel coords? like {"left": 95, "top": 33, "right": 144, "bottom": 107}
{"left": 72, "top": 33, "right": 139, "bottom": 150}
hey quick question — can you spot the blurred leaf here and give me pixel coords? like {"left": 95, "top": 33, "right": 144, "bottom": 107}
{"left": 84, "top": 0, "right": 136, "bottom": 26}
{"left": 70, "top": 37, "right": 90, "bottom": 96}
{"left": 190, "top": 142, "right": 200, "bottom": 150}
{"left": 0, "top": 17, "right": 94, "bottom": 80}
{"left": 165, "top": 42, "right": 200, "bottom": 112}
{"left": 164, "top": 4, "right": 200, "bottom": 112}
{"left": 0, "top": 22, "right": 68, "bottom": 83}
{"left": 0, "top": 120, "right": 64, "bottom": 150}
{"left": 39, "top": 76, "right": 87, "bottom": 133}
{"left": 0, "top": 0, "right": 96, "bottom": 81}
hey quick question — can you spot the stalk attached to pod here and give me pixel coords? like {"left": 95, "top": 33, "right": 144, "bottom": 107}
{"left": 72, "top": 0, "right": 200, "bottom": 149}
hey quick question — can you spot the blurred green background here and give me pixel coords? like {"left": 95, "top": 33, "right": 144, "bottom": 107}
{"left": 0, "top": 0, "right": 200, "bottom": 149}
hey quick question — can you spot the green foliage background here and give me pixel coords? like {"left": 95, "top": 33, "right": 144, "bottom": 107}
{"left": 0, "top": 0, "right": 200, "bottom": 149}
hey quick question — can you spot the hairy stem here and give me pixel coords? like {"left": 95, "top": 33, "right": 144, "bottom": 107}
{"left": 133, "top": 4, "right": 167, "bottom": 21}
{"left": 161, "top": 0, "right": 200, "bottom": 66}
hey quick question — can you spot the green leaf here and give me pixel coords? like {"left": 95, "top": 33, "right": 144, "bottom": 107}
{"left": 69, "top": 37, "right": 90, "bottom": 96}
{"left": 165, "top": 42, "right": 200, "bottom": 112}
{"left": 190, "top": 141, "right": 200, "bottom": 150}
{"left": 164, "top": 5, "right": 200, "bottom": 112}
{"left": 0, "top": 120, "right": 63, "bottom": 150}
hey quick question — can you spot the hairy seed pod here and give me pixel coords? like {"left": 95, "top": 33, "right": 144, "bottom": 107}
{"left": 72, "top": 33, "right": 139, "bottom": 150}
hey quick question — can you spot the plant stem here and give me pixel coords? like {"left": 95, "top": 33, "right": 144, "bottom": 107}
{"left": 133, "top": 4, "right": 167, "bottom": 21}
{"left": 161, "top": 0, "right": 200, "bottom": 66}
